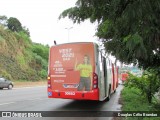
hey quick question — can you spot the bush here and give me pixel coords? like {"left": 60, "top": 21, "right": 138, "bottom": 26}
{"left": 18, "top": 31, "right": 31, "bottom": 47}
{"left": 121, "top": 87, "right": 160, "bottom": 120}
{"left": 125, "top": 68, "right": 160, "bottom": 103}
{"left": 0, "top": 69, "right": 12, "bottom": 80}
{"left": 39, "top": 69, "right": 47, "bottom": 79}
{"left": 34, "top": 54, "right": 48, "bottom": 69}
{"left": 32, "top": 43, "right": 49, "bottom": 61}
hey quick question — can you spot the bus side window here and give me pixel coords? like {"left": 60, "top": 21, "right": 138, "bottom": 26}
{"left": 98, "top": 51, "right": 102, "bottom": 71}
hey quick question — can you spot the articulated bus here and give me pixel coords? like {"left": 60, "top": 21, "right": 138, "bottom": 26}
{"left": 47, "top": 42, "right": 118, "bottom": 101}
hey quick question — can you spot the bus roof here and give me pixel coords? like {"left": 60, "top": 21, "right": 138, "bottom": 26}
{"left": 51, "top": 42, "right": 98, "bottom": 47}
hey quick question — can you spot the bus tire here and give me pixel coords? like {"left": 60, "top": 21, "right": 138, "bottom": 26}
{"left": 106, "top": 87, "right": 111, "bottom": 101}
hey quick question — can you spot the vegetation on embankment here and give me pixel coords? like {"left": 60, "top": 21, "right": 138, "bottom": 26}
{"left": 0, "top": 25, "right": 49, "bottom": 81}
{"left": 14, "top": 80, "right": 46, "bottom": 88}
{"left": 118, "top": 68, "right": 160, "bottom": 120}
{"left": 119, "top": 86, "right": 160, "bottom": 120}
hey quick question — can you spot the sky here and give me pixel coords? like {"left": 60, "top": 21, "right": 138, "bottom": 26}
{"left": 0, "top": 0, "right": 98, "bottom": 46}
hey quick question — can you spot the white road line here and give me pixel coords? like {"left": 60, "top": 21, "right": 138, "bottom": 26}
{"left": 27, "top": 98, "right": 48, "bottom": 101}
{"left": 0, "top": 98, "right": 47, "bottom": 106}
{"left": 0, "top": 102, "right": 15, "bottom": 106}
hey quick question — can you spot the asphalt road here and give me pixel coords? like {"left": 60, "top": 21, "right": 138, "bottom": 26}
{"left": 0, "top": 85, "right": 123, "bottom": 120}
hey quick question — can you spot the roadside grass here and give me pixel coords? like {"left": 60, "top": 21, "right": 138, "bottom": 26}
{"left": 13, "top": 80, "right": 47, "bottom": 88}
{"left": 120, "top": 86, "right": 160, "bottom": 120}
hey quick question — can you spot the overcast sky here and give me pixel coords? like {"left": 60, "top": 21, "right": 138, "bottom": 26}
{"left": 0, "top": 0, "right": 98, "bottom": 46}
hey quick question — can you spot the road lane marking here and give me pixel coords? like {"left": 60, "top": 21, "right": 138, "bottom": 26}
{"left": 27, "top": 98, "right": 48, "bottom": 101}
{"left": 0, "top": 102, "right": 15, "bottom": 106}
{"left": 0, "top": 98, "right": 48, "bottom": 106}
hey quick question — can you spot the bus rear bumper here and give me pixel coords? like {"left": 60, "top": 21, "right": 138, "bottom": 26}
{"left": 48, "top": 89, "right": 99, "bottom": 101}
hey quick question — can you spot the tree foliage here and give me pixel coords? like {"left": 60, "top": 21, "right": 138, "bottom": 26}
{"left": 0, "top": 15, "right": 8, "bottom": 27}
{"left": 125, "top": 68, "right": 160, "bottom": 103}
{"left": 7, "top": 17, "right": 23, "bottom": 32}
{"left": 0, "top": 15, "right": 31, "bottom": 37}
{"left": 0, "top": 26, "right": 49, "bottom": 81}
{"left": 59, "top": 0, "right": 160, "bottom": 69}
{"left": 32, "top": 43, "right": 49, "bottom": 61}
{"left": 22, "top": 26, "right": 30, "bottom": 37}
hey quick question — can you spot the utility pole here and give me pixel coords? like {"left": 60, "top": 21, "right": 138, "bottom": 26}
{"left": 65, "top": 27, "right": 73, "bottom": 42}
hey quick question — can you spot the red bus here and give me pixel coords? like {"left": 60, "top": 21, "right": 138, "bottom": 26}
{"left": 121, "top": 70, "right": 129, "bottom": 83}
{"left": 47, "top": 42, "right": 118, "bottom": 101}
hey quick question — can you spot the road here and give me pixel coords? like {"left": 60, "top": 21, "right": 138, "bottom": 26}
{"left": 0, "top": 85, "right": 123, "bottom": 120}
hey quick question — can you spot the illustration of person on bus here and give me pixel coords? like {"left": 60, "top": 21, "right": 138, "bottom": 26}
{"left": 75, "top": 54, "right": 92, "bottom": 91}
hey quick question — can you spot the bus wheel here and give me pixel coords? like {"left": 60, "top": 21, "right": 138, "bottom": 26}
{"left": 106, "top": 88, "right": 111, "bottom": 101}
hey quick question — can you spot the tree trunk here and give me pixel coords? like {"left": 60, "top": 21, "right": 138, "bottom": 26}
{"left": 147, "top": 91, "right": 152, "bottom": 104}
{"left": 147, "top": 83, "right": 152, "bottom": 103}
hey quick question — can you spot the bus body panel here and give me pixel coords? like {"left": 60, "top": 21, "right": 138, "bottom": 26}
{"left": 106, "top": 59, "right": 113, "bottom": 96}
{"left": 48, "top": 42, "right": 118, "bottom": 101}
{"left": 48, "top": 89, "right": 99, "bottom": 100}
{"left": 48, "top": 42, "right": 99, "bottom": 100}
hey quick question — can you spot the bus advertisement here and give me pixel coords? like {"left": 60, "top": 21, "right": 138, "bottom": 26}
{"left": 47, "top": 42, "right": 118, "bottom": 101}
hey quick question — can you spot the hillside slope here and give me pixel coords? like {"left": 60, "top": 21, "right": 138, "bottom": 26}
{"left": 0, "top": 26, "right": 49, "bottom": 81}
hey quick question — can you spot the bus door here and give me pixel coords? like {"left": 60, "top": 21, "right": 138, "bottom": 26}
{"left": 102, "top": 57, "right": 107, "bottom": 97}
{"left": 98, "top": 51, "right": 106, "bottom": 100}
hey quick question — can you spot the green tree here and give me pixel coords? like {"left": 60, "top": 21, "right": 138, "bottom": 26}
{"left": 22, "top": 26, "right": 30, "bottom": 37}
{"left": 59, "top": 0, "right": 160, "bottom": 69}
{"left": 32, "top": 43, "right": 49, "bottom": 61}
{"left": 60, "top": 1, "right": 160, "bottom": 97}
{"left": 7, "top": 17, "right": 23, "bottom": 32}
{"left": 126, "top": 68, "right": 160, "bottom": 103}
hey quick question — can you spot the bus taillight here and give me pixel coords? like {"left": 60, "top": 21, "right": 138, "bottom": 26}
{"left": 47, "top": 76, "right": 51, "bottom": 88}
{"left": 93, "top": 73, "right": 98, "bottom": 89}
